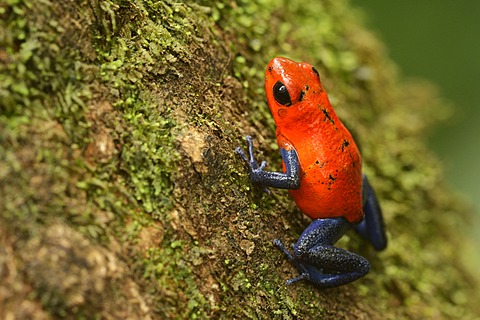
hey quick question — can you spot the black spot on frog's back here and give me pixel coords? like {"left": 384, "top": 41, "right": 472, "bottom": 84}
{"left": 320, "top": 107, "right": 335, "bottom": 125}
{"left": 341, "top": 139, "right": 350, "bottom": 152}
{"left": 299, "top": 90, "right": 305, "bottom": 102}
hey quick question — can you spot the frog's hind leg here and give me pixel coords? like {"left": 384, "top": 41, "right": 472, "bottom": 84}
{"left": 355, "top": 175, "right": 387, "bottom": 251}
{"left": 274, "top": 218, "right": 370, "bottom": 289}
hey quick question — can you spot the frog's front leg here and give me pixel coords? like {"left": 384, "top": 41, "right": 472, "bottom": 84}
{"left": 274, "top": 218, "right": 370, "bottom": 288}
{"left": 236, "top": 135, "right": 300, "bottom": 190}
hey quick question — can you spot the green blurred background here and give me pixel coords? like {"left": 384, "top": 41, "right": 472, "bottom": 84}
{"left": 351, "top": 1, "right": 480, "bottom": 265}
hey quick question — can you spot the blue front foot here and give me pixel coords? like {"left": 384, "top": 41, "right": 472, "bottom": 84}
{"left": 236, "top": 135, "right": 271, "bottom": 194}
{"left": 236, "top": 135, "right": 300, "bottom": 191}
{"left": 235, "top": 136, "right": 268, "bottom": 172}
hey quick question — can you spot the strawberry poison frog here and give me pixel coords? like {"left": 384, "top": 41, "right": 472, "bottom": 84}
{"left": 236, "top": 57, "right": 387, "bottom": 288}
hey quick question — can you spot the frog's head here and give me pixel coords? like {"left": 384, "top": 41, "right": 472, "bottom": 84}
{"left": 265, "top": 57, "right": 334, "bottom": 129}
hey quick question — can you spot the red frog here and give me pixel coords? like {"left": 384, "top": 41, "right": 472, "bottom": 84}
{"left": 236, "top": 57, "right": 387, "bottom": 288}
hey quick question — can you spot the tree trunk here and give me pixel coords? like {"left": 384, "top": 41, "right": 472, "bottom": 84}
{"left": 1, "top": 0, "right": 478, "bottom": 319}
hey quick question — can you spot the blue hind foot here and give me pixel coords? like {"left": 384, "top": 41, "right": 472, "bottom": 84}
{"left": 274, "top": 218, "right": 371, "bottom": 289}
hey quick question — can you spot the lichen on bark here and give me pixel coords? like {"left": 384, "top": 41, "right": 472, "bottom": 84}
{"left": 0, "top": 0, "right": 478, "bottom": 319}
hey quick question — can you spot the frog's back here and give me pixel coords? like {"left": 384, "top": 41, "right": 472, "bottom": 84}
{"left": 280, "top": 120, "right": 363, "bottom": 224}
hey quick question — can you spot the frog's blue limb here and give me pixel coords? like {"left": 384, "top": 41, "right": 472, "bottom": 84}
{"left": 274, "top": 218, "right": 370, "bottom": 288}
{"left": 355, "top": 175, "right": 387, "bottom": 251}
{"left": 236, "top": 135, "right": 300, "bottom": 190}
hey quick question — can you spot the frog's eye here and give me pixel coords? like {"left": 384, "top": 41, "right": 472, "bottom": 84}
{"left": 273, "top": 81, "right": 292, "bottom": 106}
{"left": 312, "top": 67, "right": 320, "bottom": 79}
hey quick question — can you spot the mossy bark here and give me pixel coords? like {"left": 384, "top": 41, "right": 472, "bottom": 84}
{"left": 1, "top": 0, "right": 478, "bottom": 319}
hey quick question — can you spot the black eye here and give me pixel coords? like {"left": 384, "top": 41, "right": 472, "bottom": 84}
{"left": 273, "top": 81, "right": 292, "bottom": 106}
{"left": 312, "top": 67, "right": 320, "bottom": 78}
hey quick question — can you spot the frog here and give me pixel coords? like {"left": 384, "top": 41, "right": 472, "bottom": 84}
{"left": 236, "top": 57, "right": 387, "bottom": 288}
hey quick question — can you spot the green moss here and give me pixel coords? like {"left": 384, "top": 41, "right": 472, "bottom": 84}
{"left": 1, "top": 0, "right": 201, "bottom": 317}
{"left": 139, "top": 242, "right": 210, "bottom": 318}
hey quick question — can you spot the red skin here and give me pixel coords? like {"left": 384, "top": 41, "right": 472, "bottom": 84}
{"left": 265, "top": 57, "right": 363, "bottom": 224}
